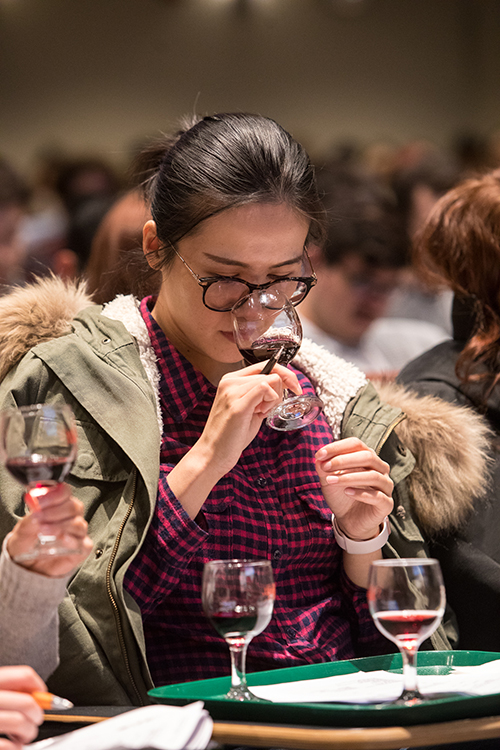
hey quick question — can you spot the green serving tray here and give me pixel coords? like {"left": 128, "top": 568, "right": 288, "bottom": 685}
{"left": 149, "top": 650, "right": 500, "bottom": 727}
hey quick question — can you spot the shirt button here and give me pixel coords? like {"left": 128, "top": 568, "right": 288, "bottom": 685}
{"left": 286, "top": 627, "right": 295, "bottom": 638}
{"left": 272, "top": 549, "right": 282, "bottom": 561}
{"left": 256, "top": 476, "right": 268, "bottom": 487}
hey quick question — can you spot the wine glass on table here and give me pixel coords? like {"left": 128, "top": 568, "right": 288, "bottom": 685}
{"left": 0, "top": 403, "right": 80, "bottom": 563}
{"left": 232, "top": 289, "right": 323, "bottom": 431}
{"left": 368, "top": 558, "right": 446, "bottom": 704}
{"left": 202, "top": 559, "right": 276, "bottom": 701}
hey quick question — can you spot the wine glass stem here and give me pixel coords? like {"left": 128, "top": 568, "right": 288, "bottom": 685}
{"left": 400, "top": 645, "right": 419, "bottom": 698}
{"left": 229, "top": 641, "right": 250, "bottom": 692}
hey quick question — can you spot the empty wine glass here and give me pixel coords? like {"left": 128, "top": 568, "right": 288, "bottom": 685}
{"left": 232, "top": 289, "right": 323, "bottom": 431}
{"left": 368, "top": 558, "right": 446, "bottom": 704}
{"left": 0, "top": 403, "right": 80, "bottom": 562}
{"left": 202, "top": 559, "right": 275, "bottom": 701}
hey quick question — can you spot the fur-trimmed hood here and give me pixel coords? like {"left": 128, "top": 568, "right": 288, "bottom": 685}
{"left": 0, "top": 275, "right": 93, "bottom": 381}
{"left": 0, "top": 276, "right": 492, "bottom": 537}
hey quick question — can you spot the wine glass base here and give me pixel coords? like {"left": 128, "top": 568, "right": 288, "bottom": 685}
{"left": 393, "top": 689, "right": 425, "bottom": 706}
{"left": 266, "top": 396, "right": 323, "bottom": 431}
{"left": 225, "top": 686, "right": 268, "bottom": 702}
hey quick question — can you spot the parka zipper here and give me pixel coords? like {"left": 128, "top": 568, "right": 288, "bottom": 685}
{"left": 105, "top": 469, "right": 144, "bottom": 706}
{"left": 375, "top": 412, "right": 407, "bottom": 456}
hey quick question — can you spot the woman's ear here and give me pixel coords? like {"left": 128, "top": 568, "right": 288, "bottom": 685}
{"left": 143, "top": 220, "right": 162, "bottom": 269}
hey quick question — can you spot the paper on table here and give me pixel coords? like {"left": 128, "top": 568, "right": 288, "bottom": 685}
{"left": 25, "top": 702, "right": 213, "bottom": 750}
{"left": 251, "top": 659, "right": 500, "bottom": 704}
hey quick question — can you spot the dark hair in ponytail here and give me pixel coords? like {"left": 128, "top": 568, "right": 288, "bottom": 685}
{"left": 133, "top": 113, "right": 326, "bottom": 269}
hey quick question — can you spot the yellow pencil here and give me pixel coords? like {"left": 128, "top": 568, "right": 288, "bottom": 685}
{"left": 32, "top": 691, "right": 74, "bottom": 710}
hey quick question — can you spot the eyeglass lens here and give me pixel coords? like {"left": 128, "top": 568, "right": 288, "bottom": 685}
{"left": 205, "top": 279, "right": 308, "bottom": 311}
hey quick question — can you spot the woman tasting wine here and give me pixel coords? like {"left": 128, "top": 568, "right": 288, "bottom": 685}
{"left": 0, "top": 113, "right": 489, "bottom": 705}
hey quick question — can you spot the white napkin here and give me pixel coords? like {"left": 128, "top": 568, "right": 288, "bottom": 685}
{"left": 26, "top": 702, "right": 213, "bottom": 750}
{"left": 251, "top": 659, "right": 500, "bottom": 704}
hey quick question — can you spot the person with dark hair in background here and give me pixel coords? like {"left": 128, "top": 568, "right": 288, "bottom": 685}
{"left": 22, "top": 156, "right": 121, "bottom": 283}
{"left": 299, "top": 166, "right": 449, "bottom": 378}
{"left": 387, "top": 149, "right": 462, "bottom": 334}
{"left": 398, "top": 168, "right": 500, "bottom": 652}
{"left": 0, "top": 158, "right": 30, "bottom": 292}
{"left": 0, "top": 114, "right": 490, "bottom": 707}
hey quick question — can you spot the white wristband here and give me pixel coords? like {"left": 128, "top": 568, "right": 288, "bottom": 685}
{"left": 331, "top": 514, "right": 390, "bottom": 554}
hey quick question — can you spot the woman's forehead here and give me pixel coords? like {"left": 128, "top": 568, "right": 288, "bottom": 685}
{"left": 179, "top": 203, "right": 309, "bottom": 263}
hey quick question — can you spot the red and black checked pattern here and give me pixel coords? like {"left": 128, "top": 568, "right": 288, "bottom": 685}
{"left": 123, "top": 298, "right": 385, "bottom": 687}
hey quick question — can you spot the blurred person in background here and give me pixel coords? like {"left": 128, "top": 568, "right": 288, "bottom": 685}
{"left": 299, "top": 165, "right": 449, "bottom": 379}
{"left": 398, "top": 169, "right": 500, "bottom": 651}
{"left": 85, "top": 188, "right": 158, "bottom": 304}
{"left": 22, "top": 156, "right": 121, "bottom": 283}
{"left": 386, "top": 147, "right": 462, "bottom": 334}
{"left": 0, "top": 158, "right": 30, "bottom": 292}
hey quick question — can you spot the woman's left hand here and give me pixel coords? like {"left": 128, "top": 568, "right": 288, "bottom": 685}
{"left": 315, "top": 437, "right": 393, "bottom": 541}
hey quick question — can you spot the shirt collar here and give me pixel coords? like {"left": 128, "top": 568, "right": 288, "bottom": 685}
{"left": 140, "top": 296, "right": 215, "bottom": 422}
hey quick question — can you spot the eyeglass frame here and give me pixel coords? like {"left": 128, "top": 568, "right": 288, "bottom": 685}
{"left": 170, "top": 244, "right": 317, "bottom": 311}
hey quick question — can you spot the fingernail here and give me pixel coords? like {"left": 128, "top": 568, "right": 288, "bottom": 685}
{"left": 344, "top": 488, "right": 355, "bottom": 495}
{"left": 317, "top": 449, "right": 327, "bottom": 459}
{"left": 326, "top": 475, "right": 339, "bottom": 484}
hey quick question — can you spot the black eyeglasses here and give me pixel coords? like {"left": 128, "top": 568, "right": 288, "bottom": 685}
{"left": 172, "top": 246, "right": 317, "bottom": 312}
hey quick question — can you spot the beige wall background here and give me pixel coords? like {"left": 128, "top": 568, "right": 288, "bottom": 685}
{"left": 1, "top": 0, "right": 500, "bottom": 174}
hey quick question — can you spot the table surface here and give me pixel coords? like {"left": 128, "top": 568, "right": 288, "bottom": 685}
{"left": 212, "top": 715, "right": 500, "bottom": 749}
{"left": 44, "top": 711, "right": 500, "bottom": 750}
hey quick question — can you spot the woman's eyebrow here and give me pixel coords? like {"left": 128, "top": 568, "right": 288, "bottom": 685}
{"left": 203, "top": 252, "right": 303, "bottom": 269}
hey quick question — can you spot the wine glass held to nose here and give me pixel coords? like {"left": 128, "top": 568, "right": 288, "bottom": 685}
{"left": 232, "top": 289, "right": 323, "bottom": 431}
{"left": 0, "top": 403, "right": 82, "bottom": 563}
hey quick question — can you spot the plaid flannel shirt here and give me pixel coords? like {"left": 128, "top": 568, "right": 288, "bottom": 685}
{"left": 123, "top": 297, "right": 385, "bottom": 686}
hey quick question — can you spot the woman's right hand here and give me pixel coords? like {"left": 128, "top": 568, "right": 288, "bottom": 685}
{"left": 6, "top": 483, "right": 93, "bottom": 577}
{"left": 167, "top": 361, "right": 301, "bottom": 518}
{"left": 0, "top": 666, "right": 45, "bottom": 749}
{"left": 199, "top": 361, "right": 301, "bottom": 474}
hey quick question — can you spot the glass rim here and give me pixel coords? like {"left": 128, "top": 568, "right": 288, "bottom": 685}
{"left": 204, "top": 558, "right": 272, "bottom": 568}
{"left": 371, "top": 557, "right": 440, "bottom": 567}
{"left": 2, "top": 403, "right": 72, "bottom": 415}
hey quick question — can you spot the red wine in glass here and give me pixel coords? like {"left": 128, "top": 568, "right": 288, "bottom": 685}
{"left": 373, "top": 610, "right": 443, "bottom": 649}
{"left": 0, "top": 403, "right": 80, "bottom": 561}
{"left": 232, "top": 289, "right": 322, "bottom": 431}
{"left": 202, "top": 559, "right": 275, "bottom": 701}
{"left": 238, "top": 335, "right": 300, "bottom": 367}
{"left": 209, "top": 601, "right": 273, "bottom": 642}
{"left": 5, "top": 455, "right": 73, "bottom": 488}
{"left": 368, "top": 558, "right": 446, "bottom": 704}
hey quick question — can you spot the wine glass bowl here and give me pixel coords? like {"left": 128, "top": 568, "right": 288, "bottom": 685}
{"left": 0, "top": 403, "right": 79, "bottom": 562}
{"left": 368, "top": 558, "right": 446, "bottom": 704}
{"left": 202, "top": 559, "right": 275, "bottom": 701}
{"left": 232, "top": 289, "right": 323, "bottom": 431}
